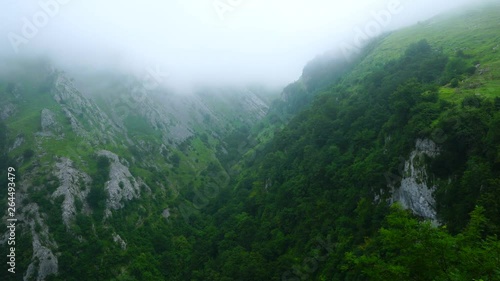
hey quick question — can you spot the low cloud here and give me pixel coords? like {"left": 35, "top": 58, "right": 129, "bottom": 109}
{"left": 0, "top": 0, "right": 494, "bottom": 91}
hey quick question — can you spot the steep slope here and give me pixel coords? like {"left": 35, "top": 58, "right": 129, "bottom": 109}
{"left": 177, "top": 5, "right": 500, "bottom": 281}
{"left": 1, "top": 3, "right": 500, "bottom": 281}
{"left": 0, "top": 59, "right": 272, "bottom": 280}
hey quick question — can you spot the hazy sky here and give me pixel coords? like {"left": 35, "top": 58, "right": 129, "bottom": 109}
{"left": 0, "top": 0, "right": 492, "bottom": 90}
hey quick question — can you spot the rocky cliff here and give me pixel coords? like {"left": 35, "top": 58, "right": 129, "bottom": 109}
{"left": 391, "top": 139, "right": 440, "bottom": 222}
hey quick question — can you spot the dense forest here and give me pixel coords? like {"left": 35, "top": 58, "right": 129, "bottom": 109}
{"left": 160, "top": 40, "right": 500, "bottom": 280}
{"left": 1, "top": 6, "right": 500, "bottom": 281}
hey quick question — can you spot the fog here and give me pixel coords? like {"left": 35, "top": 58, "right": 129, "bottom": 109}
{"left": 0, "top": 0, "right": 495, "bottom": 91}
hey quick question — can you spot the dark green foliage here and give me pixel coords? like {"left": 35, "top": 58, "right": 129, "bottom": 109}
{"left": 442, "top": 56, "right": 476, "bottom": 85}
{"left": 96, "top": 155, "right": 111, "bottom": 181}
{"left": 462, "top": 94, "right": 483, "bottom": 108}
{"left": 494, "top": 97, "right": 500, "bottom": 110}
{"left": 139, "top": 41, "right": 434, "bottom": 280}
{"left": 217, "top": 125, "right": 252, "bottom": 168}
{"left": 345, "top": 205, "right": 500, "bottom": 280}
{"left": 88, "top": 156, "right": 110, "bottom": 210}
{"left": 23, "top": 148, "right": 35, "bottom": 160}
{"left": 87, "top": 184, "right": 107, "bottom": 210}
{"left": 433, "top": 100, "right": 499, "bottom": 233}
{"left": 170, "top": 153, "right": 180, "bottom": 167}
{"left": 3, "top": 32, "right": 499, "bottom": 280}
{"left": 169, "top": 40, "right": 500, "bottom": 280}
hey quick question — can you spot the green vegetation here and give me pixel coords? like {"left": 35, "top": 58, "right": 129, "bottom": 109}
{"left": 346, "top": 205, "right": 500, "bottom": 280}
{"left": 1, "top": 5, "right": 500, "bottom": 281}
{"left": 87, "top": 155, "right": 110, "bottom": 211}
{"left": 168, "top": 39, "right": 500, "bottom": 280}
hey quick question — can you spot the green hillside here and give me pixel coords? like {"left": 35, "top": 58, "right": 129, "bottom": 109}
{"left": 179, "top": 5, "right": 500, "bottom": 280}
{"left": 351, "top": 5, "right": 500, "bottom": 101}
{"left": 1, "top": 3, "right": 500, "bottom": 281}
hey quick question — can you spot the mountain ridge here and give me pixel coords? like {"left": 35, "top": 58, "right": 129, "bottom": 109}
{"left": 1, "top": 3, "right": 500, "bottom": 280}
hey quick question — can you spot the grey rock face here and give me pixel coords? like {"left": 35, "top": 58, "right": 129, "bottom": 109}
{"left": 53, "top": 73, "right": 90, "bottom": 138}
{"left": 23, "top": 204, "right": 59, "bottom": 281}
{"left": 112, "top": 233, "right": 127, "bottom": 250}
{"left": 40, "top": 109, "right": 63, "bottom": 138}
{"left": 391, "top": 139, "right": 440, "bottom": 222}
{"left": 53, "top": 73, "right": 120, "bottom": 143}
{"left": 9, "top": 135, "right": 24, "bottom": 152}
{"left": 162, "top": 208, "right": 171, "bottom": 220}
{"left": 25, "top": 236, "right": 59, "bottom": 281}
{"left": 241, "top": 89, "right": 269, "bottom": 119}
{"left": 1, "top": 102, "right": 16, "bottom": 120}
{"left": 52, "top": 157, "right": 91, "bottom": 228}
{"left": 111, "top": 88, "right": 194, "bottom": 144}
{"left": 61, "top": 107, "right": 85, "bottom": 137}
{"left": 97, "top": 150, "right": 148, "bottom": 217}
{"left": 0, "top": 158, "right": 59, "bottom": 281}
{"left": 168, "top": 124, "right": 193, "bottom": 143}
{"left": 53, "top": 75, "right": 92, "bottom": 113}
{"left": 41, "top": 109, "right": 57, "bottom": 131}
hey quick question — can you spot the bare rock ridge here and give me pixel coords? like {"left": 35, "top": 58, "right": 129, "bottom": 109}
{"left": 39, "top": 108, "right": 63, "bottom": 138}
{"left": 9, "top": 135, "right": 24, "bottom": 152}
{"left": 41, "top": 109, "right": 58, "bottom": 132}
{"left": 112, "top": 233, "right": 127, "bottom": 250}
{"left": 391, "top": 139, "right": 440, "bottom": 222}
{"left": 0, "top": 64, "right": 272, "bottom": 281}
{"left": 97, "top": 150, "right": 150, "bottom": 217}
{"left": 52, "top": 157, "right": 91, "bottom": 228}
{"left": 53, "top": 73, "right": 121, "bottom": 144}
{"left": 240, "top": 89, "right": 270, "bottom": 120}
{"left": 1, "top": 102, "right": 16, "bottom": 120}
{"left": 23, "top": 204, "right": 59, "bottom": 281}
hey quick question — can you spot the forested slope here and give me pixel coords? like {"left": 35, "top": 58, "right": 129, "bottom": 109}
{"left": 1, "top": 3, "right": 500, "bottom": 281}
{"left": 179, "top": 5, "right": 500, "bottom": 281}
